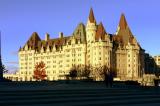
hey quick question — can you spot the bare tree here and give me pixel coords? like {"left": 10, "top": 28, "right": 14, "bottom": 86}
{"left": 69, "top": 65, "right": 78, "bottom": 80}
{"left": 68, "top": 64, "right": 117, "bottom": 81}
{"left": 2, "top": 64, "right": 8, "bottom": 73}
{"left": 91, "top": 65, "right": 117, "bottom": 81}
{"left": 69, "top": 65, "right": 92, "bottom": 80}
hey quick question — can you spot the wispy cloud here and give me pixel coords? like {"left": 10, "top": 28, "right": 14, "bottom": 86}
{"left": 6, "top": 65, "right": 19, "bottom": 74}
{"left": 5, "top": 61, "right": 18, "bottom": 65}
{"left": 10, "top": 51, "right": 18, "bottom": 56}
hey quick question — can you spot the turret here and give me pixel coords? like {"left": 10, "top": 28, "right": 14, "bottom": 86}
{"left": 115, "top": 13, "right": 136, "bottom": 45}
{"left": 95, "top": 22, "right": 107, "bottom": 41}
{"left": 86, "top": 8, "right": 97, "bottom": 42}
{"left": 45, "top": 33, "right": 50, "bottom": 41}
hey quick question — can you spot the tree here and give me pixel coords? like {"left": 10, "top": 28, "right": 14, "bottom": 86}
{"left": 69, "top": 65, "right": 92, "bottom": 80}
{"left": 33, "top": 61, "right": 47, "bottom": 81}
{"left": 101, "top": 66, "right": 117, "bottom": 79}
{"left": 2, "top": 65, "right": 8, "bottom": 73}
{"left": 81, "top": 65, "right": 91, "bottom": 79}
{"left": 95, "top": 65, "right": 117, "bottom": 87}
{"left": 69, "top": 66, "right": 77, "bottom": 80}
{"left": 92, "top": 65, "right": 117, "bottom": 81}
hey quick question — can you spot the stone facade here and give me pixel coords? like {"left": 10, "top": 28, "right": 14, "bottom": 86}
{"left": 154, "top": 55, "right": 160, "bottom": 67}
{"left": 4, "top": 8, "right": 145, "bottom": 81}
{"left": 154, "top": 55, "right": 160, "bottom": 74}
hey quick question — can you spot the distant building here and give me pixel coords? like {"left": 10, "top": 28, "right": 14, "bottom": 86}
{"left": 4, "top": 8, "right": 145, "bottom": 81}
{"left": 154, "top": 55, "right": 160, "bottom": 74}
{"left": 144, "top": 53, "right": 157, "bottom": 74}
{"left": 154, "top": 55, "right": 160, "bottom": 67}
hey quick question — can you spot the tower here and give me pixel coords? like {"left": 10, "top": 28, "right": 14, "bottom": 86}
{"left": 86, "top": 8, "right": 97, "bottom": 66}
{"left": 114, "top": 14, "right": 143, "bottom": 80}
{"left": 116, "top": 13, "right": 134, "bottom": 45}
{"left": 86, "top": 8, "right": 97, "bottom": 42}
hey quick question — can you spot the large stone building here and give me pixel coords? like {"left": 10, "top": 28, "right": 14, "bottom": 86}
{"left": 4, "top": 8, "right": 145, "bottom": 81}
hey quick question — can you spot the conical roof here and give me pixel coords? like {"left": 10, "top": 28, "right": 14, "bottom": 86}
{"left": 73, "top": 23, "right": 86, "bottom": 43}
{"left": 25, "top": 32, "right": 41, "bottom": 49}
{"left": 96, "top": 22, "right": 106, "bottom": 40}
{"left": 28, "top": 32, "right": 41, "bottom": 42}
{"left": 119, "top": 14, "right": 128, "bottom": 29}
{"left": 88, "top": 8, "right": 96, "bottom": 23}
{"left": 116, "top": 14, "right": 135, "bottom": 45}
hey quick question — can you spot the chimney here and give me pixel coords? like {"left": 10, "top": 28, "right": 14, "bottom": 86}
{"left": 59, "top": 32, "right": 63, "bottom": 38}
{"left": 45, "top": 33, "right": 50, "bottom": 41}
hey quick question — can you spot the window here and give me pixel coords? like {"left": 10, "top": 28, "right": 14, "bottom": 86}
{"left": 66, "top": 49, "right": 70, "bottom": 52}
{"left": 74, "top": 54, "right": 76, "bottom": 56}
{"left": 66, "top": 60, "right": 70, "bottom": 62}
{"left": 21, "top": 54, "right": 24, "bottom": 57}
{"left": 47, "top": 61, "right": 50, "bottom": 64}
{"left": 66, "top": 64, "right": 69, "bottom": 67}
{"left": 72, "top": 59, "right": 75, "bottom": 62}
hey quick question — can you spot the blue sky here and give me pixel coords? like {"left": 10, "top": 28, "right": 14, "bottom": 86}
{"left": 0, "top": 0, "right": 160, "bottom": 72}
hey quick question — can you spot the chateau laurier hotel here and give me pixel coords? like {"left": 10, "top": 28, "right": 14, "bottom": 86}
{"left": 5, "top": 8, "right": 146, "bottom": 81}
